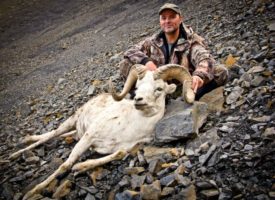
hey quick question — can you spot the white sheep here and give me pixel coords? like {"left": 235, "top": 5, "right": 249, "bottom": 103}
{"left": 10, "top": 64, "right": 194, "bottom": 199}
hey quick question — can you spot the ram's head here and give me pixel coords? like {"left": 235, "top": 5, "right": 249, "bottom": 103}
{"left": 110, "top": 64, "right": 195, "bottom": 110}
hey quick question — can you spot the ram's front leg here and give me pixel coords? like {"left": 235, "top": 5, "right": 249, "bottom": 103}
{"left": 72, "top": 150, "right": 127, "bottom": 175}
{"left": 10, "top": 113, "right": 79, "bottom": 160}
{"left": 23, "top": 132, "right": 93, "bottom": 200}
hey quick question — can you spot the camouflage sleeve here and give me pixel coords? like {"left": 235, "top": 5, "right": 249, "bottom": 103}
{"left": 190, "top": 34, "right": 215, "bottom": 84}
{"left": 124, "top": 37, "right": 152, "bottom": 65}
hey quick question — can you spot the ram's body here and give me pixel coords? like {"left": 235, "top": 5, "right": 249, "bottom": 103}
{"left": 10, "top": 64, "right": 194, "bottom": 200}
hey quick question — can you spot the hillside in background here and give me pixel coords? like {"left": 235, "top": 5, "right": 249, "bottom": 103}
{"left": 0, "top": 0, "right": 274, "bottom": 199}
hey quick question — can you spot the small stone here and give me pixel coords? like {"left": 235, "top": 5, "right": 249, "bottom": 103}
{"left": 25, "top": 156, "right": 40, "bottom": 164}
{"left": 175, "top": 164, "right": 186, "bottom": 175}
{"left": 115, "top": 190, "right": 141, "bottom": 200}
{"left": 85, "top": 193, "right": 96, "bottom": 200}
{"left": 137, "top": 150, "right": 146, "bottom": 166}
{"left": 269, "top": 191, "right": 275, "bottom": 198}
{"left": 251, "top": 115, "right": 271, "bottom": 122}
{"left": 199, "top": 86, "right": 225, "bottom": 112}
{"left": 118, "top": 176, "right": 130, "bottom": 187}
{"left": 199, "top": 144, "right": 216, "bottom": 165}
{"left": 124, "top": 167, "right": 145, "bottom": 175}
{"left": 219, "top": 125, "right": 234, "bottom": 133}
{"left": 57, "top": 78, "right": 66, "bottom": 85}
{"left": 196, "top": 181, "right": 214, "bottom": 189}
{"left": 244, "top": 144, "right": 253, "bottom": 151}
{"left": 159, "top": 174, "right": 176, "bottom": 186}
{"left": 148, "top": 159, "right": 162, "bottom": 174}
{"left": 199, "top": 142, "right": 210, "bottom": 152}
{"left": 200, "top": 189, "right": 219, "bottom": 198}
{"left": 268, "top": 23, "right": 275, "bottom": 31}
{"left": 183, "top": 160, "right": 193, "bottom": 169}
{"left": 185, "top": 149, "right": 195, "bottom": 156}
{"left": 175, "top": 174, "right": 191, "bottom": 186}
{"left": 143, "top": 146, "right": 174, "bottom": 163}
{"left": 145, "top": 173, "right": 154, "bottom": 184}
{"left": 262, "top": 127, "right": 275, "bottom": 139}
{"left": 226, "top": 86, "right": 244, "bottom": 104}
{"left": 64, "top": 136, "right": 75, "bottom": 144}
{"left": 131, "top": 174, "right": 146, "bottom": 189}
{"left": 247, "top": 66, "right": 266, "bottom": 74}
{"left": 161, "top": 187, "right": 175, "bottom": 197}
{"left": 251, "top": 75, "right": 265, "bottom": 87}
{"left": 140, "top": 180, "right": 161, "bottom": 200}
{"left": 175, "top": 185, "right": 196, "bottom": 200}
{"left": 87, "top": 85, "right": 95, "bottom": 95}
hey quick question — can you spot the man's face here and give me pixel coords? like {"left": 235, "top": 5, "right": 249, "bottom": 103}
{"left": 159, "top": 9, "right": 182, "bottom": 34}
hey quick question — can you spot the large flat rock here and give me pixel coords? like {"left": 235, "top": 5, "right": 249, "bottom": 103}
{"left": 154, "top": 100, "right": 208, "bottom": 143}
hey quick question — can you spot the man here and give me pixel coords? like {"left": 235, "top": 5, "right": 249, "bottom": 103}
{"left": 119, "top": 3, "right": 228, "bottom": 100}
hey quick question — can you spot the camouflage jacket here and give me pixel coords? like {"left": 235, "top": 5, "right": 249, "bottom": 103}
{"left": 123, "top": 24, "right": 215, "bottom": 83}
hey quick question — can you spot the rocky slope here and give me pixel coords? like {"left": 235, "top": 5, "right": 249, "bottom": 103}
{"left": 0, "top": 0, "right": 274, "bottom": 199}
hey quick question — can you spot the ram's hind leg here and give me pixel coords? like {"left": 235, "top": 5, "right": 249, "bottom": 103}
{"left": 10, "top": 113, "right": 79, "bottom": 160}
{"left": 22, "top": 132, "right": 93, "bottom": 200}
{"left": 72, "top": 150, "right": 127, "bottom": 175}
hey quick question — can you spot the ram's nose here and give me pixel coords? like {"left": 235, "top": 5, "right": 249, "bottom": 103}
{"left": 134, "top": 96, "right": 143, "bottom": 102}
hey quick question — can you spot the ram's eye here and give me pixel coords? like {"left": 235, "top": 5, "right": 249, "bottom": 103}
{"left": 156, "top": 87, "right": 163, "bottom": 91}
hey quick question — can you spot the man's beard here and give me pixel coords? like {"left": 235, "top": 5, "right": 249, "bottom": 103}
{"left": 163, "top": 27, "right": 179, "bottom": 35}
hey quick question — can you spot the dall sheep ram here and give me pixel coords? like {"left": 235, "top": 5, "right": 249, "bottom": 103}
{"left": 10, "top": 64, "right": 195, "bottom": 199}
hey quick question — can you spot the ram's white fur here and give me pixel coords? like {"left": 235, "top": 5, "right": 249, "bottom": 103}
{"left": 10, "top": 64, "right": 196, "bottom": 200}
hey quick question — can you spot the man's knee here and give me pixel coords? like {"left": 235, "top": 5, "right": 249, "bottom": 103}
{"left": 119, "top": 58, "right": 133, "bottom": 79}
{"left": 213, "top": 65, "right": 229, "bottom": 86}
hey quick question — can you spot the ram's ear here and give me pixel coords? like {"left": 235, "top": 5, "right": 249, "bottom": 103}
{"left": 166, "top": 83, "right": 177, "bottom": 94}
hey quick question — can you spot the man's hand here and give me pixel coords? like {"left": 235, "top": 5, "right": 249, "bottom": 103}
{"left": 192, "top": 75, "right": 204, "bottom": 93}
{"left": 145, "top": 61, "right": 157, "bottom": 71}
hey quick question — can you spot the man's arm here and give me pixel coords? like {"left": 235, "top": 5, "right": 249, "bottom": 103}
{"left": 189, "top": 34, "right": 215, "bottom": 87}
{"left": 124, "top": 38, "right": 151, "bottom": 64}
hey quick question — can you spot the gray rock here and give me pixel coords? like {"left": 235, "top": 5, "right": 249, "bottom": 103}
{"left": 57, "top": 78, "right": 66, "bottom": 85}
{"left": 244, "top": 144, "right": 253, "bottom": 151}
{"left": 199, "top": 144, "right": 217, "bottom": 165}
{"left": 131, "top": 174, "right": 146, "bottom": 189}
{"left": 268, "top": 23, "right": 275, "bottom": 31}
{"left": 87, "top": 85, "right": 95, "bottom": 95}
{"left": 118, "top": 176, "right": 130, "bottom": 187}
{"left": 159, "top": 174, "right": 176, "bottom": 186}
{"left": 226, "top": 86, "right": 244, "bottom": 104}
{"left": 85, "top": 193, "right": 96, "bottom": 200}
{"left": 148, "top": 159, "right": 162, "bottom": 174}
{"left": 115, "top": 190, "right": 141, "bottom": 200}
{"left": 155, "top": 100, "right": 208, "bottom": 143}
{"left": 183, "top": 160, "right": 193, "bottom": 169}
{"left": 200, "top": 189, "right": 220, "bottom": 198}
{"left": 185, "top": 149, "right": 195, "bottom": 156}
{"left": 175, "top": 174, "right": 191, "bottom": 186}
{"left": 137, "top": 150, "right": 146, "bottom": 166}
{"left": 251, "top": 75, "right": 265, "bottom": 87}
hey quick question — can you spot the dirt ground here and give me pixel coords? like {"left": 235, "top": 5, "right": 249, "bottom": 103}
{"left": 0, "top": 0, "right": 162, "bottom": 116}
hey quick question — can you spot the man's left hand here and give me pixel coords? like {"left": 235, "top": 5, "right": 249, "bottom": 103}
{"left": 192, "top": 75, "right": 204, "bottom": 93}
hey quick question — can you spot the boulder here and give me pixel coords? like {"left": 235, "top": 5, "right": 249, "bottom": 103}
{"left": 155, "top": 100, "right": 208, "bottom": 143}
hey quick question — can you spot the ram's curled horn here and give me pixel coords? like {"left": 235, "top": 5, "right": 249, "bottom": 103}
{"left": 110, "top": 64, "right": 147, "bottom": 101}
{"left": 154, "top": 64, "right": 195, "bottom": 103}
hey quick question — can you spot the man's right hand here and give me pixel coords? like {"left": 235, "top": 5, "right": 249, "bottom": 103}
{"left": 145, "top": 61, "right": 157, "bottom": 71}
